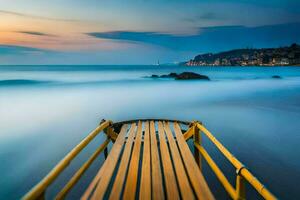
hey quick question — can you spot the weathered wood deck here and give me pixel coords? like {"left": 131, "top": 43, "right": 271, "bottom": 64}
{"left": 82, "top": 120, "right": 214, "bottom": 200}
{"left": 23, "top": 119, "right": 276, "bottom": 200}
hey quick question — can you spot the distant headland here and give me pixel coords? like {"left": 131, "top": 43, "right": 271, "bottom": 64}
{"left": 184, "top": 43, "right": 300, "bottom": 66}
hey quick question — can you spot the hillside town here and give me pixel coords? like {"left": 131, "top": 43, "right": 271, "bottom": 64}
{"left": 185, "top": 44, "right": 300, "bottom": 66}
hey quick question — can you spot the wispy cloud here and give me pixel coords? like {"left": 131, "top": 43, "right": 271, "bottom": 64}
{"left": 184, "top": 12, "right": 224, "bottom": 23}
{"left": 17, "top": 31, "right": 54, "bottom": 37}
{"left": 0, "top": 44, "right": 52, "bottom": 55}
{"left": 87, "top": 23, "right": 300, "bottom": 52}
{"left": 0, "top": 9, "right": 80, "bottom": 22}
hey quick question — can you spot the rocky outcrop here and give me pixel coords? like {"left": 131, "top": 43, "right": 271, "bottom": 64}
{"left": 272, "top": 75, "right": 281, "bottom": 79}
{"left": 151, "top": 74, "right": 159, "bottom": 78}
{"left": 148, "top": 72, "right": 210, "bottom": 80}
{"left": 160, "top": 72, "right": 178, "bottom": 78}
{"left": 175, "top": 72, "right": 210, "bottom": 80}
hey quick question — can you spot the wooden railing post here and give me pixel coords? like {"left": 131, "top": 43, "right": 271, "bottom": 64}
{"left": 36, "top": 191, "right": 45, "bottom": 200}
{"left": 104, "top": 145, "right": 108, "bottom": 160}
{"left": 193, "top": 122, "right": 202, "bottom": 170}
{"left": 235, "top": 169, "right": 246, "bottom": 200}
{"left": 102, "top": 119, "right": 111, "bottom": 160}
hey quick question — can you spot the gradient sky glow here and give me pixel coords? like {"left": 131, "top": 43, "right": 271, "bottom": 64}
{"left": 0, "top": 0, "right": 300, "bottom": 64}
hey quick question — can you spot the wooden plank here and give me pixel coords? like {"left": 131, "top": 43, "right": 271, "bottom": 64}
{"left": 81, "top": 162, "right": 105, "bottom": 200}
{"left": 90, "top": 124, "right": 129, "bottom": 200}
{"left": 194, "top": 125, "right": 201, "bottom": 168}
{"left": 174, "top": 122, "right": 215, "bottom": 200}
{"left": 139, "top": 121, "right": 151, "bottom": 200}
{"left": 163, "top": 121, "right": 195, "bottom": 200}
{"left": 82, "top": 125, "right": 128, "bottom": 200}
{"left": 157, "top": 121, "right": 180, "bottom": 199}
{"left": 150, "top": 121, "right": 165, "bottom": 200}
{"left": 109, "top": 123, "right": 137, "bottom": 200}
{"left": 123, "top": 121, "right": 143, "bottom": 199}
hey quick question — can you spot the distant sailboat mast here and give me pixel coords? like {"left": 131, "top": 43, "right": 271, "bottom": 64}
{"left": 157, "top": 59, "right": 160, "bottom": 66}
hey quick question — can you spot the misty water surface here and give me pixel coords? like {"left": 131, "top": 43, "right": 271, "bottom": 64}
{"left": 1, "top": 65, "right": 300, "bottom": 199}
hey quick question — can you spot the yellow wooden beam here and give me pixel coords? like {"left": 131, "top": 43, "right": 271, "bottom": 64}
{"left": 55, "top": 139, "right": 110, "bottom": 200}
{"left": 196, "top": 123, "right": 277, "bottom": 200}
{"left": 183, "top": 126, "right": 195, "bottom": 140}
{"left": 23, "top": 120, "right": 112, "bottom": 200}
{"left": 194, "top": 143, "right": 236, "bottom": 199}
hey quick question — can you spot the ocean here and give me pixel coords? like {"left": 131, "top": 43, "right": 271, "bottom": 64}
{"left": 1, "top": 65, "right": 300, "bottom": 199}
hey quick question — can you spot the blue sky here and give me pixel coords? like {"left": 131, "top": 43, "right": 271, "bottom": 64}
{"left": 0, "top": 0, "right": 300, "bottom": 64}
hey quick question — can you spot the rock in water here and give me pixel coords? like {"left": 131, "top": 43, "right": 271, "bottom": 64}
{"left": 175, "top": 72, "right": 210, "bottom": 80}
{"left": 168, "top": 72, "right": 178, "bottom": 77}
{"left": 272, "top": 75, "right": 281, "bottom": 79}
{"left": 160, "top": 73, "right": 178, "bottom": 78}
{"left": 148, "top": 72, "right": 210, "bottom": 80}
{"left": 151, "top": 74, "right": 159, "bottom": 78}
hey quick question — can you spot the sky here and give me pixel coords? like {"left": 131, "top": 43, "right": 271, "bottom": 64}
{"left": 0, "top": 0, "right": 300, "bottom": 64}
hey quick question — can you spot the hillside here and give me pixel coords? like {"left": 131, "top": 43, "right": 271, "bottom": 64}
{"left": 185, "top": 44, "right": 300, "bottom": 66}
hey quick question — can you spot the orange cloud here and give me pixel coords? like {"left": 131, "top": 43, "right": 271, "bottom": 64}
{"left": 0, "top": 11, "right": 137, "bottom": 51}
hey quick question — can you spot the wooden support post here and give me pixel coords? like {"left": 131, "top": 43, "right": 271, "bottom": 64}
{"left": 102, "top": 120, "right": 110, "bottom": 160}
{"left": 37, "top": 192, "right": 45, "bottom": 200}
{"left": 235, "top": 174, "right": 246, "bottom": 200}
{"left": 104, "top": 146, "right": 108, "bottom": 160}
{"left": 193, "top": 123, "right": 202, "bottom": 170}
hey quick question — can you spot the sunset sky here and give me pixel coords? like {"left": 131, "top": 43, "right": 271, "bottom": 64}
{"left": 0, "top": 0, "right": 300, "bottom": 64}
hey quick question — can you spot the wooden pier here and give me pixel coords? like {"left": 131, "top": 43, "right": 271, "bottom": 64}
{"left": 23, "top": 119, "right": 276, "bottom": 200}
